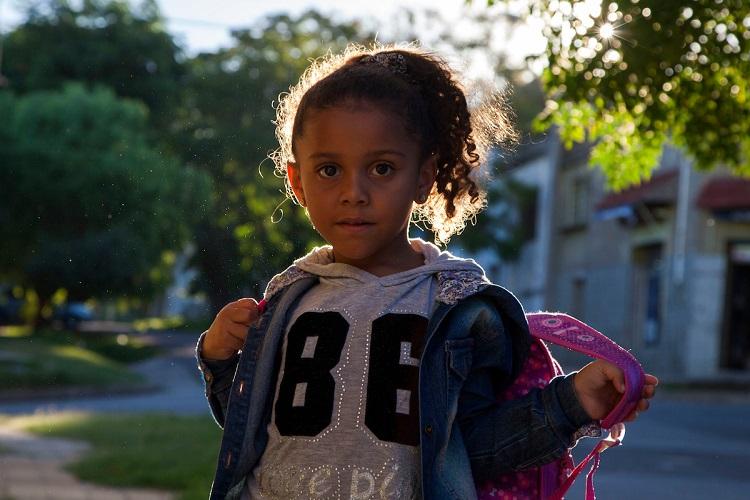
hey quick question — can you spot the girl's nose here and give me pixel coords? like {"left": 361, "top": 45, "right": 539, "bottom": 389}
{"left": 339, "top": 172, "right": 369, "bottom": 205}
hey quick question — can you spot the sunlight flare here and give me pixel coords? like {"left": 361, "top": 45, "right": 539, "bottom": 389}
{"left": 599, "top": 22, "right": 615, "bottom": 39}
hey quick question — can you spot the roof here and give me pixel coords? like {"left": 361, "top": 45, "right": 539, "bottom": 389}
{"left": 696, "top": 176, "right": 750, "bottom": 210}
{"left": 596, "top": 169, "right": 680, "bottom": 211}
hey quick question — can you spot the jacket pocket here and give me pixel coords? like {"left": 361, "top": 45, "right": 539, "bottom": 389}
{"left": 445, "top": 338, "right": 474, "bottom": 380}
{"left": 445, "top": 338, "right": 474, "bottom": 408}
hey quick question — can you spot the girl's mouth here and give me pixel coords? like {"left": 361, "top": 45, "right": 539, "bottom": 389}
{"left": 336, "top": 219, "right": 375, "bottom": 231}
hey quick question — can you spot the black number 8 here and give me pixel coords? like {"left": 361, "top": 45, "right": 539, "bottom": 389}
{"left": 275, "top": 311, "right": 348, "bottom": 436}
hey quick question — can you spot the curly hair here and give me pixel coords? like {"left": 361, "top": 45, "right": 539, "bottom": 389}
{"left": 271, "top": 42, "right": 517, "bottom": 245}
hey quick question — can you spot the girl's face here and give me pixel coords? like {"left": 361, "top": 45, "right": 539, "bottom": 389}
{"left": 288, "top": 103, "right": 436, "bottom": 276}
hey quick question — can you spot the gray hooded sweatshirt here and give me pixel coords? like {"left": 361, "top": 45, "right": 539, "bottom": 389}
{"left": 244, "top": 239, "right": 488, "bottom": 499}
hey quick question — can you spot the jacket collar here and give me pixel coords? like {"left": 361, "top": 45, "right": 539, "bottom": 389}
{"left": 263, "top": 264, "right": 490, "bottom": 306}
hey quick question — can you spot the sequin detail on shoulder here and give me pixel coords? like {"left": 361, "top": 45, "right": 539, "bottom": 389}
{"left": 264, "top": 265, "right": 315, "bottom": 301}
{"left": 264, "top": 263, "right": 489, "bottom": 305}
{"left": 435, "top": 270, "right": 491, "bottom": 305}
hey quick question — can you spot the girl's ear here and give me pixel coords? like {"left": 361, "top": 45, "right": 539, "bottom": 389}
{"left": 416, "top": 155, "right": 437, "bottom": 203}
{"left": 287, "top": 162, "right": 306, "bottom": 206}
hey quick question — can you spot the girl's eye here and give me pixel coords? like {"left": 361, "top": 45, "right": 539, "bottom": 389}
{"left": 318, "top": 164, "right": 339, "bottom": 178}
{"left": 372, "top": 163, "right": 393, "bottom": 176}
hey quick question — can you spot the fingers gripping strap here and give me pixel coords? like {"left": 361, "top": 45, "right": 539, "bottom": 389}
{"left": 526, "top": 312, "right": 645, "bottom": 429}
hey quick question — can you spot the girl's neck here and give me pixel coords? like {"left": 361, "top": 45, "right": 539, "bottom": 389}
{"left": 331, "top": 239, "right": 425, "bottom": 277}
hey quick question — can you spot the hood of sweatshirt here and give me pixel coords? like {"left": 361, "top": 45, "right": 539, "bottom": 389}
{"left": 263, "top": 238, "right": 490, "bottom": 305}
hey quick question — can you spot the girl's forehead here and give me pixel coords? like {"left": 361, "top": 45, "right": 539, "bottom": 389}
{"left": 306, "top": 101, "right": 402, "bottom": 125}
{"left": 295, "top": 107, "right": 419, "bottom": 161}
{"left": 297, "top": 105, "right": 418, "bottom": 154}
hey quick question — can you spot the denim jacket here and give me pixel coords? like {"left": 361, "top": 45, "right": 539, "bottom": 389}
{"left": 197, "top": 276, "right": 594, "bottom": 500}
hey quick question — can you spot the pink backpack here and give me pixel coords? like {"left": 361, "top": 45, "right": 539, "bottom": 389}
{"left": 477, "top": 312, "right": 645, "bottom": 500}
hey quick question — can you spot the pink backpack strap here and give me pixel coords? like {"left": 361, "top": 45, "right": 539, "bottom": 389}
{"left": 526, "top": 312, "right": 645, "bottom": 429}
{"left": 526, "top": 313, "right": 645, "bottom": 500}
{"left": 547, "top": 424, "right": 624, "bottom": 500}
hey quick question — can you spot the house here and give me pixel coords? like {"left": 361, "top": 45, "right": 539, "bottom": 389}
{"left": 471, "top": 130, "right": 750, "bottom": 381}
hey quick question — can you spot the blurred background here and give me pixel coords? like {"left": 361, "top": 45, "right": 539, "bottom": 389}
{"left": 0, "top": 0, "right": 748, "bottom": 499}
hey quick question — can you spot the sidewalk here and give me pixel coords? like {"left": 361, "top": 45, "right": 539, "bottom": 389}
{"left": 0, "top": 426, "right": 173, "bottom": 500}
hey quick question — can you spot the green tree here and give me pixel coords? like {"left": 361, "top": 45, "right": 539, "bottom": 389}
{"left": 485, "top": 0, "right": 750, "bottom": 189}
{"left": 3, "top": 0, "right": 185, "bottom": 132}
{"left": 175, "top": 11, "right": 373, "bottom": 312}
{"left": 0, "top": 84, "right": 212, "bottom": 319}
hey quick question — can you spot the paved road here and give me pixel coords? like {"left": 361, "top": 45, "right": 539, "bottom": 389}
{"left": 567, "top": 392, "right": 750, "bottom": 499}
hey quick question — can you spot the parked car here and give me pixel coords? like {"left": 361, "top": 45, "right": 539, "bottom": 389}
{"left": 0, "top": 286, "right": 24, "bottom": 325}
{"left": 53, "top": 302, "right": 94, "bottom": 330}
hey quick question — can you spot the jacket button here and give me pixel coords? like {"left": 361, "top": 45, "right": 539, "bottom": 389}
{"left": 424, "top": 424, "right": 433, "bottom": 435}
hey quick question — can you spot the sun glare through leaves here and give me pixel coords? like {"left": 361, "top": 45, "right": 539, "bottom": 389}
{"left": 598, "top": 21, "right": 615, "bottom": 39}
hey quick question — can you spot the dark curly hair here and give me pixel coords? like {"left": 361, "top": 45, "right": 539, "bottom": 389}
{"left": 272, "top": 43, "right": 517, "bottom": 244}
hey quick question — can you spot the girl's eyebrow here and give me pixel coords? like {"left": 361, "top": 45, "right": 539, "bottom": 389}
{"left": 308, "top": 149, "right": 406, "bottom": 160}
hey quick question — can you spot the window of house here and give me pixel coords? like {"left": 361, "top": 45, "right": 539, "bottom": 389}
{"left": 633, "top": 244, "right": 663, "bottom": 346}
{"left": 519, "top": 186, "right": 538, "bottom": 243}
{"left": 563, "top": 173, "right": 590, "bottom": 229}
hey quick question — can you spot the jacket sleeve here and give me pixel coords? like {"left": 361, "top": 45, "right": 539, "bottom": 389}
{"left": 454, "top": 296, "right": 600, "bottom": 482}
{"left": 195, "top": 331, "right": 240, "bottom": 428}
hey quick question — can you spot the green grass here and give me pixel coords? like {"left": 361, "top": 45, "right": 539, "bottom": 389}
{"left": 0, "top": 336, "right": 145, "bottom": 391}
{"left": 6, "top": 412, "right": 222, "bottom": 500}
{"left": 133, "top": 315, "right": 210, "bottom": 334}
{"left": 0, "top": 326, "right": 164, "bottom": 391}
{"left": 28, "top": 328, "right": 162, "bottom": 364}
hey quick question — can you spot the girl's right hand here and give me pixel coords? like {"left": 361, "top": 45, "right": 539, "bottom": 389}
{"left": 573, "top": 360, "right": 658, "bottom": 422}
{"left": 202, "top": 298, "right": 261, "bottom": 360}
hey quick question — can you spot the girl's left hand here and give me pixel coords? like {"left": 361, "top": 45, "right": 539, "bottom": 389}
{"left": 573, "top": 360, "right": 659, "bottom": 422}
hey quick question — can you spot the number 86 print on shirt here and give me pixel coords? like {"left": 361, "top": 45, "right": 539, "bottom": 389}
{"left": 274, "top": 311, "right": 428, "bottom": 447}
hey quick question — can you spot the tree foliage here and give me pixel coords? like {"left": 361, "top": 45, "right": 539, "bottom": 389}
{"left": 487, "top": 0, "right": 750, "bottom": 189}
{"left": 0, "top": 85, "right": 212, "bottom": 310}
{"left": 3, "top": 0, "right": 184, "bottom": 131}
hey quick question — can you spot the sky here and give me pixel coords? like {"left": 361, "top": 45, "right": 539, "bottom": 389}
{"left": 1, "top": 0, "right": 466, "bottom": 50}
{"left": 1, "top": 0, "right": 547, "bottom": 80}
{"left": 156, "top": 0, "right": 465, "bottom": 54}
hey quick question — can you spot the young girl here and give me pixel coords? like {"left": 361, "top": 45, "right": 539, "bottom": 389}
{"left": 197, "top": 44, "right": 658, "bottom": 500}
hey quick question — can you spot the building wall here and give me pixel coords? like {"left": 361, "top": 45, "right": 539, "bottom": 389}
{"left": 501, "top": 151, "right": 556, "bottom": 313}
{"left": 541, "top": 145, "right": 739, "bottom": 379}
{"left": 484, "top": 138, "right": 750, "bottom": 381}
{"left": 472, "top": 135, "right": 559, "bottom": 314}
{"left": 683, "top": 253, "right": 726, "bottom": 377}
